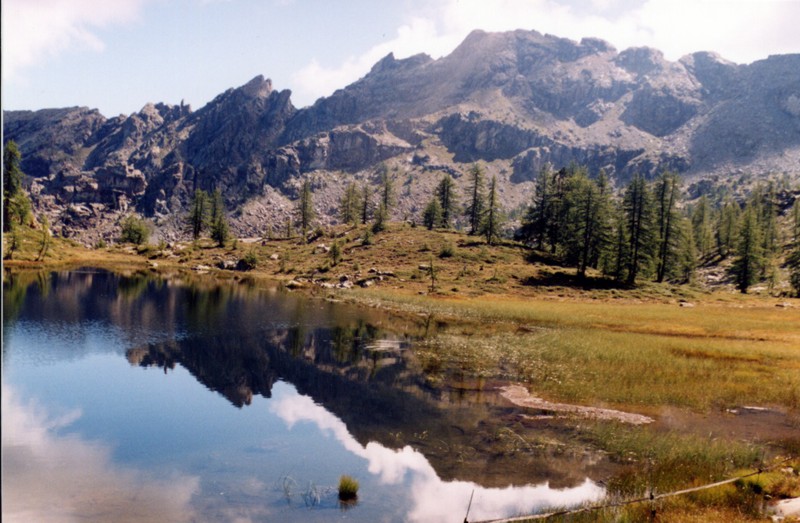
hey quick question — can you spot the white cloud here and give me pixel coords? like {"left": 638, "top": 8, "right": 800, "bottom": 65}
{"left": 290, "top": 0, "right": 799, "bottom": 106}
{"left": 2, "top": 384, "right": 199, "bottom": 522}
{"left": 1, "top": 0, "right": 150, "bottom": 80}
{"left": 270, "top": 386, "right": 605, "bottom": 522}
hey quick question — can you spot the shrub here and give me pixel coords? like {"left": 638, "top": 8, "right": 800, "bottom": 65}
{"left": 120, "top": 215, "right": 150, "bottom": 245}
{"left": 439, "top": 242, "right": 455, "bottom": 258}
{"left": 238, "top": 250, "right": 258, "bottom": 271}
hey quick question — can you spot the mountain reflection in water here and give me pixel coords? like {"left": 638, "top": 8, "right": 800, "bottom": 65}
{"left": 3, "top": 269, "right": 606, "bottom": 522}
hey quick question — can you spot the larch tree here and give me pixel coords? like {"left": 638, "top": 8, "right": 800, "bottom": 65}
{"left": 188, "top": 189, "right": 210, "bottom": 240}
{"left": 691, "top": 194, "right": 715, "bottom": 261}
{"left": 465, "top": 163, "right": 485, "bottom": 235}
{"left": 436, "top": 174, "right": 458, "bottom": 228}
{"left": 481, "top": 175, "right": 504, "bottom": 245}
{"left": 622, "top": 173, "right": 655, "bottom": 285}
{"left": 298, "top": 179, "right": 315, "bottom": 240}
{"left": 654, "top": 171, "right": 681, "bottom": 283}
{"left": 731, "top": 205, "right": 764, "bottom": 293}
{"left": 210, "top": 188, "right": 229, "bottom": 247}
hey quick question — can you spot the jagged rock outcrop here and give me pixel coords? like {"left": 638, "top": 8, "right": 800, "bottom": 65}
{"left": 3, "top": 29, "right": 799, "bottom": 242}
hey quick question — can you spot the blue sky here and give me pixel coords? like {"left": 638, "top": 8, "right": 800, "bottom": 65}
{"left": 3, "top": 0, "right": 799, "bottom": 117}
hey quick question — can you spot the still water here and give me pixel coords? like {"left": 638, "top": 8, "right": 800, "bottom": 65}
{"left": 2, "top": 269, "right": 604, "bottom": 522}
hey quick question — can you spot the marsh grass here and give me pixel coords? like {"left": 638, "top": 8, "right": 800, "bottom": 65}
{"left": 337, "top": 475, "right": 359, "bottom": 501}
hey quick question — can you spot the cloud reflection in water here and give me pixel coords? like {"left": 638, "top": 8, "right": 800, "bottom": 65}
{"left": 1, "top": 384, "right": 199, "bottom": 523}
{"left": 271, "top": 387, "right": 605, "bottom": 522}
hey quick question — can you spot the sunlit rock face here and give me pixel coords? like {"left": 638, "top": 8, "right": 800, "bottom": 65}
{"left": 4, "top": 30, "right": 799, "bottom": 242}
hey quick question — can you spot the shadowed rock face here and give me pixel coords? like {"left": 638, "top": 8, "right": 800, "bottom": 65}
{"left": 4, "top": 29, "right": 799, "bottom": 240}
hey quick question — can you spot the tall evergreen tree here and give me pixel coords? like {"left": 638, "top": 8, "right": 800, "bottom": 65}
{"left": 654, "top": 171, "right": 681, "bottom": 283}
{"left": 675, "top": 217, "right": 697, "bottom": 283}
{"left": 360, "top": 183, "right": 371, "bottom": 225}
{"left": 731, "top": 205, "right": 764, "bottom": 293}
{"left": 792, "top": 197, "right": 800, "bottom": 243}
{"left": 561, "top": 168, "right": 603, "bottom": 278}
{"left": 3, "top": 140, "right": 30, "bottom": 231}
{"left": 590, "top": 168, "right": 614, "bottom": 270}
{"left": 188, "top": 189, "right": 210, "bottom": 239}
{"left": 298, "top": 179, "right": 315, "bottom": 239}
{"left": 379, "top": 165, "right": 395, "bottom": 216}
{"left": 545, "top": 168, "right": 568, "bottom": 254}
{"left": 436, "top": 174, "right": 458, "bottom": 228}
{"left": 516, "top": 165, "right": 552, "bottom": 249}
{"left": 481, "top": 175, "right": 504, "bottom": 245}
{"left": 716, "top": 196, "right": 741, "bottom": 258}
{"left": 339, "top": 182, "right": 359, "bottom": 225}
{"left": 622, "top": 174, "right": 655, "bottom": 285}
{"left": 423, "top": 197, "right": 443, "bottom": 230}
{"left": 210, "top": 188, "right": 229, "bottom": 247}
{"left": 465, "top": 163, "right": 485, "bottom": 235}
{"left": 691, "top": 194, "right": 715, "bottom": 261}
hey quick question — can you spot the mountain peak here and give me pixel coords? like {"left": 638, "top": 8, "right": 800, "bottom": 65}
{"left": 241, "top": 75, "right": 273, "bottom": 98}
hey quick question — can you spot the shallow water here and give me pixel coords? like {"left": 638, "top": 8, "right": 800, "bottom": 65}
{"left": 2, "top": 269, "right": 605, "bottom": 522}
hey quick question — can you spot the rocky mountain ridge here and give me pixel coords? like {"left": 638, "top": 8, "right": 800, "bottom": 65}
{"left": 4, "top": 29, "right": 799, "bottom": 243}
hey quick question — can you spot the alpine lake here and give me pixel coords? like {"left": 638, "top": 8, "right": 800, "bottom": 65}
{"left": 1, "top": 268, "right": 620, "bottom": 522}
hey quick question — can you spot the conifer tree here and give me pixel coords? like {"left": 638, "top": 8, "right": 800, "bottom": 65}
{"left": 622, "top": 173, "right": 655, "bottom": 285}
{"left": 298, "top": 179, "right": 314, "bottom": 240}
{"left": 188, "top": 189, "right": 210, "bottom": 239}
{"left": 481, "top": 175, "right": 504, "bottom": 245}
{"left": 3, "top": 140, "right": 31, "bottom": 231}
{"left": 731, "top": 205, "right": 764, "bottom": 293}
{"left": 465, "top": 163, "right": 485, "bottom": 235}
{"left": 378, "top": 164, "right": 395, "bottom": 216}
{"left": 423, "top": 197, "right": 443, "bottom": 230}
{"left": 561, "top": 168, "right": 601, "bottom": 278}
{"left": 436, "top": 174, "right": 458, "bottom": 228}
{"left": 716, "top": 196, "right": 741, "bottom": 258}
{"left": 210, "top": 188, "right": 229, "bottom": 247}
{"left": 691, "top": 194, "right": 714, "bottom": 261}
{"left": 339, "top": 183, "right": 359, "bottom": 225}
{"left": 676, "top": 217, "right": 697, "bottom": 283}
{"left": 516, "top": 165, "right": 552, "bottom": 249}
{"left": 654, "top": 171, "right": 681, "bottom": 283}
{"left": 360, "top": 183, "right": 371, "bottom": 225}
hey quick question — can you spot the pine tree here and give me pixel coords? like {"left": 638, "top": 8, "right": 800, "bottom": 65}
{"left": 378, "top": 164, "right": 394, "bottom": 216}
{"left": 691, "top": 194, "right": 714, "bottom": 261}
{"left": 622, "top": 174, "right": 655, "bottom": 285}
{"left": 465, "top": 163, "right": 485, "bottom": 235}
{"left": 423, "top": 198, "right": 443, "bottom": 230}
{"left": 3, "top": 140, "right": 31, "bottom": 231}
{"left": 545, "top": 168, "right": 568, "bottom": 254}
{"left": 791, "top": 197, "right": 800, "bottom": 243}
{"left": 561, "top": 168, "right": 602, "bottom": 278}
{"left": 481, "top": 175, "right": 504, "bottom": 245}
{"left": 298, "top": 179, "right": 314, "bottom": 240}
{"left": 675, "top": 217, "right": 697, "bottom": 283}
{"left": 436, "top": 174, "right": 458, "bottom": 228}
{"left": 654, "top": 171, "right": 681, "bottom": 283}
{"left": 210, "top": 189, "right": 229, "bottom": 247}
{"left": 360, "top": 183, "right": 371, "bottom": 225}
{"left": 716, "top": 197, "right": 741, "bottom": 258}
{"left": 788, "top": 235, "right": 800, "bottom": 297}
{"left": 731, "top": 205, "right": 764, "bottom": 294}
{"left": 188, "top": 189, "right": 210, "bottom": 239}
{"left": 590, "top": 169, "right": 614, "bottom": 270}
{"left": 339, "top": 183, "right": 359, "bottom": 225}
{"left": 516, "top": 165, "right": 552, "bottom": 249}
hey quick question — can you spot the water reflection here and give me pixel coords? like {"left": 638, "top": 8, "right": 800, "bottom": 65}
{"left": 272, "top": 391, "right": 604, "bottom": 522}
{"left": 4, "top": 269, "right": 610, "bottom": 521}
{"left": 1, "top": 383, "right": 199, "bottom": 523}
